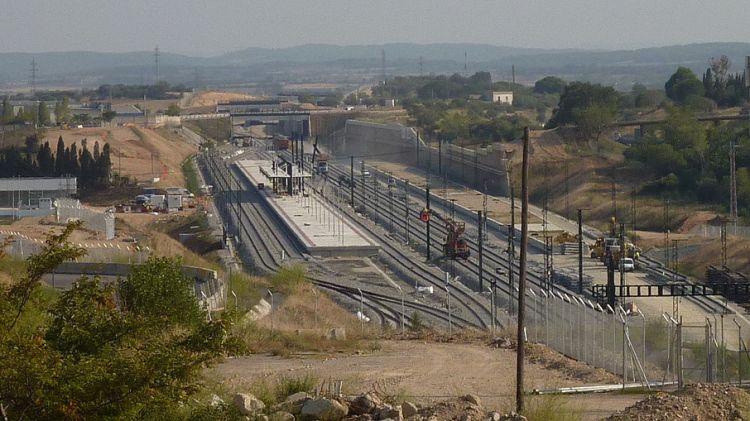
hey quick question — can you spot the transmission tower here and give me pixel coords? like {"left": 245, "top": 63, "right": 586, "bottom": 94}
{"left": 30, "top": 58, "right": 38, "bottom": 95}
{"left": 464, "top": 51, "right": 468, "bottom": 74}
{"left": 419, "top": 56, "right": 423, "bottom": 76}
{"left": 154, "top": 46, "right": 160, "bottom": 84}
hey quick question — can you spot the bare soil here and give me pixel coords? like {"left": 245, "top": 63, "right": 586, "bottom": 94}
{"left": 212, "top": 339, "right": 641, "bottom": 420}
{"left": 42, "top": 127, "right": 196, "bottom": 189}
{"left": 184, "top": 91, "right": 257, "bottom": 108}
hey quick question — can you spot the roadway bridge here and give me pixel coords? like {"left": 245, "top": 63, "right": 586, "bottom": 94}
{"left": 612, "top": 111, "right": 750, "bottom": 129}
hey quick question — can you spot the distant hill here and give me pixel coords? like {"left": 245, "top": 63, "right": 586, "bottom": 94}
{"left": 1, "top": 42, "right": 748, "bottom": 90}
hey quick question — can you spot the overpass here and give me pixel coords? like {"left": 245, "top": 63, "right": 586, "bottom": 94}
{"left": 613, "top": 112, "right": 750, "bottom": 128}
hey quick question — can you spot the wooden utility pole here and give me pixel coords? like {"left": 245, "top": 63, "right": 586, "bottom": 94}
{"left": 516, "top": 127, "right": 530, "bottom": 412}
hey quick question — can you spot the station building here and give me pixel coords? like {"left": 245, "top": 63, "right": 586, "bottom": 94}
{"left": 0, "top": 177, "right": 77, "bottom": 211}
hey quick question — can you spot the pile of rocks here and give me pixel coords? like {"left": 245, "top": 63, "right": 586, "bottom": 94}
{"left": 230, "top": 391, "right": 526, "bottom": 421}
{"left": 606, "top": 383, "right": 750, "bottom": 421}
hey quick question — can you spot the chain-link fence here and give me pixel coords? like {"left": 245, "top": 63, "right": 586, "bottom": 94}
{"left": 55, "top": 198, "right": 115, "bottom": 239}
{"left": 514, "top": 286, "right": 750, "bottom": 388}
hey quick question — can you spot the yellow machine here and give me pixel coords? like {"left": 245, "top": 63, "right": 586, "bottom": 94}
{"left": 590, "top": 217, "right": 641, "bottom": 262}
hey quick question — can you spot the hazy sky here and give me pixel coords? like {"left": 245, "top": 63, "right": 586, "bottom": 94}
{"left": 3, "top": 0, "right": 750, "bottom": 55}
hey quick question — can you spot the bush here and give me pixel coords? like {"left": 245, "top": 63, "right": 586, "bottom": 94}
{"left": 270, "top": 264, "right": 307, "bottom": 294}
{"left": 640, "top": 173, "right": 680, "bottom": 195}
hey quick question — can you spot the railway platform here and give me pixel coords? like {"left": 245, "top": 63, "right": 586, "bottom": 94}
{"left": 235, "top": 159, "right": 380, "bottom": 257}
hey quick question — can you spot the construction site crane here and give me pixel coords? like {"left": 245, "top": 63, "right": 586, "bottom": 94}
{"left": 419, "top": 208, "right": 470, "bottom": 260}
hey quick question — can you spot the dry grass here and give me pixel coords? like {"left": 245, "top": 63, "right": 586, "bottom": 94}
{"left": 233, "top": 283, "right": 380, "bottom": 356}
{"left": 679, "top": 236, "right": 750, "bottom": 279}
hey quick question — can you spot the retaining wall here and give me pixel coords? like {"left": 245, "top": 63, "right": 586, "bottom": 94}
{"left": 323, "top": 120, "right": 510, "bottom": 197}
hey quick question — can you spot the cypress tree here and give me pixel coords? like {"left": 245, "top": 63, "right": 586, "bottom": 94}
{"left": 69, "top": 143, "right": 80, "bottom": 177}
{"left": 55, "top": 136, "right": 65, "bottom": 176}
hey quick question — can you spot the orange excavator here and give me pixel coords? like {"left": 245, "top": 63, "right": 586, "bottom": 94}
{"left": 419, "top": 208, "right": 471, "bottom": 260}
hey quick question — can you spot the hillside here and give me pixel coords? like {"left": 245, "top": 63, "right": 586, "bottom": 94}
{"left": 3, "top": 42, "right": 750, "bottom": 88}
{"left": 41, "top": 127, "right": 197, "bottom": 200}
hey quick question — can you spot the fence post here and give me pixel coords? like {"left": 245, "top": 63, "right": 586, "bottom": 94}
{"left": 677, "top": 316, "right": 684, "bottom": 389}
{"left": 734, "top": 318, "right": 742, "bottom": 386}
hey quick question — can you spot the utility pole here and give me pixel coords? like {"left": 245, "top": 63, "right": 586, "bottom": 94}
{"left": 426, "top": 185, "right": 431, "bottom": 261}
{"left": 404, "top": 180, "right": 410, "bottom": 244}
{"left": 564, "top": 161, "right": 570, "bottom": 220}
{"left": 509, "top": 183, "right": 516, "bottom": 315}
{"left": 438, "top": 138, "right": 442, "bottom": 176}
{"left": 611, "top": 169, "right": 618, "bottom": 221}
{"left": 631, "top": 187, "right": 637, "bottom": 250}
{"left": 578, "top": 209, "right": 584, "bottom": 294}
{"left": 619, "top": 223, "right": 625, "bottom": 297}
{"left": 350, "top": 156, "right": 355, "bottom": 208}
{"left": 730, "top": 138, "right": 739, "bottom": 234}
{"left": 721, "top": 220, "right": 728, "bottom": 266}
{"left": 664, "top": 197, "right": 670, "bottom": 268}
{"left": 478, "top": 210, "right": 484, "bottom": 292}
{"left": 516, "top": 126, "right": 530, "bottom": 413}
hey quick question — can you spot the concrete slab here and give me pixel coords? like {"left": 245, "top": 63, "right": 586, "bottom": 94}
{"left": 235, "top": 159, "right": 379, "bottom": 257}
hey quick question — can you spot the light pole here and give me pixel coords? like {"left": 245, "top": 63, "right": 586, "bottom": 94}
{"left": 358, "top": 288, "right": 364, "bottom": 335}
{"left": 445, "top": 284, "right": 452, "bottom": 335}
{"left": 529, "top": 288, "right": 537, "bottom": 343}
{"left": 396, "top": 284, "right": 405, "bottom": 334}
{"left": 267, "top": 289, "right": 274, "bottom": 331}
{"left": 312, "top": 288, "right": 319, "bottom": 328}
{"left": 493, "top": 268, "right": 505, "bottom": 332}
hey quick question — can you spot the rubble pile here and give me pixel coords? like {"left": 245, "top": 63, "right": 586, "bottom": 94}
{"left": 606, "top": 383, "right": 750, "bottom": 421}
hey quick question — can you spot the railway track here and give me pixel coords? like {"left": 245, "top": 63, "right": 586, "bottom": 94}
{"left": 275, "top": 151, "right": 494, "bottom": 329}
{"left": 323, "top": 157, "right": 726, "bottom": 316}
{"left": 201, "top": 148, "right": 471, "bottom": 329}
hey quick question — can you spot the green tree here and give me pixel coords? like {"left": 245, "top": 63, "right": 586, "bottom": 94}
{"left": 38, "top": 101, "right": 50, "bottom": 126}
{"left": 665, "top": 67, "right": 704, "bottom": 104}
{"left": 438, "top": 112, "right": 470, "bottom": 141}
{"left": 0, "top": 224, "right": 232, "bottom": 420}
{"left": 534, "top": 76, "right": 567, "bottom": 94}
{"left": 573, "top": 103, "right": 616, "bottom": 148}
{"left": 36, "top": 141, "right": 55, "bottom": 176}
{"left": 54, "top": 96, "right": 71, "bottom": 125}
{"left": 165, "top": 103, "right": 182, "bottom": 116}
{"left": 55, "top": 136, "right": 65, "bottom": 176}
{"left": 547, "top": 82, "right": 618, "bottom": 128}
{"left": 101, "top": 110, "right": 117, "bottom": 124}
{"left": 1, "top": 97, "right": 13, "bottom": 124}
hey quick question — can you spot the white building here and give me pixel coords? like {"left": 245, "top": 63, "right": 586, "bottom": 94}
{"left": 490, "top": 91, "right": 514, "bottom": 105}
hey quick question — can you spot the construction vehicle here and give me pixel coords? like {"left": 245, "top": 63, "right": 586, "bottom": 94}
{"left": 316, "top": 153, "right": 329, "bottom": 174}
{"left": 419, "top": 208, "right": 470, "bottom": 260}
{"left": 273, "top": 135, "right": 290, "bottom": 150}
{"left": 590, "top": 217, "right": 641, "bottom": 261}
{"left": 310, "top": 136, "right": 329, "bottom": 174}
